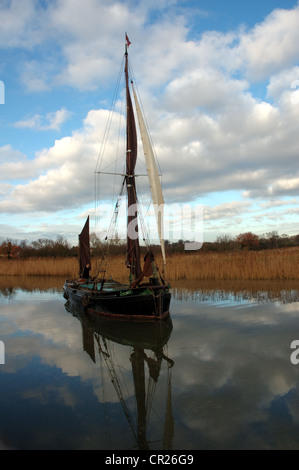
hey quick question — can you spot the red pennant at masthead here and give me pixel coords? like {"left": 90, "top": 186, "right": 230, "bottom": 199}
{"left": 126, "top": 34, "right": 131, "bottom": 47}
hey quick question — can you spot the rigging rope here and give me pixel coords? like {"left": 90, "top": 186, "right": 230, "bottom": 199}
{"left": 94, "top": 56, "right": 125, "bottom": 235}
{"left": 95, "top": 334, "right": 137, "bottom": 442}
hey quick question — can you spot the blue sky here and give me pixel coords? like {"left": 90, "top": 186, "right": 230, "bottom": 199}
{"left": 1, "top": 0, "right": 299, "bottom": 246}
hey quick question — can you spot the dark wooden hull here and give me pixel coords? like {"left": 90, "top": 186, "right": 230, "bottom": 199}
{"left": 63, "top": 279, "right": 171, "bottom": 322}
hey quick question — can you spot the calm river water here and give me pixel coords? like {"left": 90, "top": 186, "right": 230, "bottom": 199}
{"left": 1, "top": 276, "right": 299, "bottom": 450}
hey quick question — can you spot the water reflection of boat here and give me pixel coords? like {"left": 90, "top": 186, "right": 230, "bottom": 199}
{"left": 65, "top": 299, "right": 174, "bottom": 450}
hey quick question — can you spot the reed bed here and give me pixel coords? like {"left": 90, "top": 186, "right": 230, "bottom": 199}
{"left": 0, "top": 247, "right": 299, "bottom": 281}
{"left": 164, "top": 248, "right": 299, "bottom": 281}
{"left": 0, "top": 257, "right": 78, "bottom": 278}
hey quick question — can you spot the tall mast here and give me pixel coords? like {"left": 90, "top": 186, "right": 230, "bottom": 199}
{"left": 125, "top": 37, "right": 142, "bottom": 280}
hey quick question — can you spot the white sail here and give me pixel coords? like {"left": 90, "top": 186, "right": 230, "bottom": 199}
{"left": 132, "top": 84, "right": 166, "bottom": 265}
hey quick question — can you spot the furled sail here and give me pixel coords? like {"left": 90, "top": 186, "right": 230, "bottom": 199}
{"left": 125, "top": 52, "right": 142, "bottom": 279}
{"left": 132, "top": 84, "right": 166, "bottom": 265}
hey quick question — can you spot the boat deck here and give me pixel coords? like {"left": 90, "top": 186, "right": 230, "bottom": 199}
{"left": 78, "top": 280, "right": 130, "bottom": 292}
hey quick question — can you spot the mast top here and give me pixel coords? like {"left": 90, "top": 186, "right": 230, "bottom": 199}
{"left": 125, "top": 33, "right": 131, "bottom": 54}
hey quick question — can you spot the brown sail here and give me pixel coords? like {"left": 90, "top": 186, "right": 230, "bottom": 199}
{"left": 125, "top": 50, "right": 141, "bottom": 280}
{"left": 79, "top": 216, "right": 91, "bottom": 277}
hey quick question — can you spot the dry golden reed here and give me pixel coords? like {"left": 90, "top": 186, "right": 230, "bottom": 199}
{"left": 0, "top": 257, "right": 78, "bottom": 278}
{"left": 164, "top": 248, "right": 299, "bottom": 281}
{"left": 0, "top": 247, "right": 299, "bottom": 281}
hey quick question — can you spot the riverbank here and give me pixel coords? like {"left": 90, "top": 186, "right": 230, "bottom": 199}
{"left": 0, "top": 247, "right": 299, "bottom": 280}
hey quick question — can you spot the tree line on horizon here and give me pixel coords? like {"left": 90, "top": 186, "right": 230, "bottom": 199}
{"left": 1, "top": 230, "right": 299, "bottom": 260}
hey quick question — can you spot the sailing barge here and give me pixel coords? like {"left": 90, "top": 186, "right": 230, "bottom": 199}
{"left": 63, "top": 36, "right": 171, "bottom": 321}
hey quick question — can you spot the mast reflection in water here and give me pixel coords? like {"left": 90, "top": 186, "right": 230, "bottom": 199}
{"left": 65, "top": 299, "right": 174, "bottom": 450}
